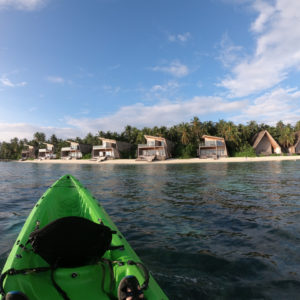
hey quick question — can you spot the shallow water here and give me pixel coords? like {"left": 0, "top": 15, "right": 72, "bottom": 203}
{"left": 1, "top": 161, "right": 300, "bottom": 299}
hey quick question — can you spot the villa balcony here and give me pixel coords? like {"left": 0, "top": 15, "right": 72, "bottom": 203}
{"left": 199, "top": 141, "right": 224, "bottom": 147}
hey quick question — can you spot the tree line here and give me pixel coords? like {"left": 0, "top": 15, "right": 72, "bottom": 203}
{"left": 1, "top": 118, "right": 300, "bottom": 160}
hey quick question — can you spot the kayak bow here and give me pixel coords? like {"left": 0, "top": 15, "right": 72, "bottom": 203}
{"left": 0, "top": 174, "right": 168, "bottom": 300}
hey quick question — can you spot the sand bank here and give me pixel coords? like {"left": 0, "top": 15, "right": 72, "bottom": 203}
{"left": 20, "top": 156, "right": 300, "bottom": 165}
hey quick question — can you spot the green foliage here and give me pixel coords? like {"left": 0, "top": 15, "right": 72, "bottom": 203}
{"left": 175, "top": 144, "right": 197, "bottom": 158}
{"left": 2, "top": 118, "right": 300, "bottom": 160}
{"left": 233, "top": 144, "right": 256, "bottom": 157}
{"left": 119, "top": 149, "right": 135, "bottom": 159}
{"left": 82, "top": 153, "right": 92, "bottom": 159}
{"left": 33, "top": 132, "right": 46, "bottom": 143}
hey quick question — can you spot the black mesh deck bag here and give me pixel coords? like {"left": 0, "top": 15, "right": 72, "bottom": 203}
{"left": 28, "top": 216, "right": 113, "bottom": 268}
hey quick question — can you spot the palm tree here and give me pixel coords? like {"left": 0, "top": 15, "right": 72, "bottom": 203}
{"left": 295, "top": 121, "right": 300, "bottom": 132}
{"left": 278, "top": 125, "right": 295, "bottom": 148}
{"left": 179, "top": 123, "right": 191, "bottom": 145}
{"left": 33, "top": 132, "right": 46, "bottom": 143}
{"left": 190, "top": 116, "right": 203, "bottom": 143}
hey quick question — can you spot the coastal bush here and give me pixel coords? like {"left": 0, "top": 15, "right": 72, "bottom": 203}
{"left": 82, "top": 153, "right": 92, "bottom": 159}
{"left": 1, "top": 118, "right": 300, "bottom": 160}
{"left": 175, "top": 144, "right": 197, "bottom": 158}
{"left": 233, "top": 145, "right": 256, "bottom": 157}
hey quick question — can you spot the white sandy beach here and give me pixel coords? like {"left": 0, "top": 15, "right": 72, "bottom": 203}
{"left": 20, "top": 156, "right": 300, "bottom": 165}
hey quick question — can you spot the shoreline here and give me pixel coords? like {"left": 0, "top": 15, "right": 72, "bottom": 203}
{"left": 18, "top": 156, "right": 300, "bottom": 165}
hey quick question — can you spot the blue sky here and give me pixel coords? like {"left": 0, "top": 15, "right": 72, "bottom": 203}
{"left": 1, "top": 0, "right": 300, "bottom": 141}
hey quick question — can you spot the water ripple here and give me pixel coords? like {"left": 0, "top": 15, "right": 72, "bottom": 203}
{"left": 1, "top": 161, "right": 300, "bottom": 299}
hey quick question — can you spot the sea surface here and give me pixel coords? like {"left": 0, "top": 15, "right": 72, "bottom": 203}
{"left": 1, "top": 161, "right": 300, "bottom": 299}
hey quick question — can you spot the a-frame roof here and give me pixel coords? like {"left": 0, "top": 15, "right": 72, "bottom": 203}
{"left": 253, "top": 130, "right": 280, "bottom": 150}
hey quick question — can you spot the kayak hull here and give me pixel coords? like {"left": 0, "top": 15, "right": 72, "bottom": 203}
{"left": 1, "top": 175, "right": 168, "bottom": 300}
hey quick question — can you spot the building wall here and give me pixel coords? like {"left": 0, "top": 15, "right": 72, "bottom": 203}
{"left": 296, "top": 143, "right": 300, "bottom": 153}
{"left": 255, "top": 135, "right": 272, "bottom": 155}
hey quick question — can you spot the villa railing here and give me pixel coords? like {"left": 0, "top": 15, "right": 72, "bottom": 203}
{"left": 92, "top": 145, "right": 108, "bottom": 150}
{"left": 199, "top": 141, "right": 224, "bottom": 147}
{"left": 138, "top": 144, "right": 164, "bottom": 148}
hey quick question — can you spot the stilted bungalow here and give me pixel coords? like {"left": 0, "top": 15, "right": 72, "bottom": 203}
{"left": 252, "top": 130, "right": 281, "bottom": 155}
{"left": 288, "top": 131, "right": 300, "bottom": 154}
{"left": 92, "top": 138, "right": 131, "bottom": 160}
{"left": 21, "top": 144, "right": 35, "bottom": 160}
{"left": 61, "top": 141, "right": 92, "bottom": 159}
{"left": 137, "top": 135, "right": 172, "bottom": 161}
{"left": 198, "top": 135, "right": 228, "bottom": 159}
{"left": 38, "top": 143, "right": 56, "bottom": 160}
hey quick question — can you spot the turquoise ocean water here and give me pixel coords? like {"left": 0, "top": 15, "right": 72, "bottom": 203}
{"left": 1, "top": 161, "right": 300, "bottom": 299}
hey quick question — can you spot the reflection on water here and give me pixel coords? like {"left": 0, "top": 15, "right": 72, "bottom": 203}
{"left": 1, "top": 161, "right": 300, "bottom": 299}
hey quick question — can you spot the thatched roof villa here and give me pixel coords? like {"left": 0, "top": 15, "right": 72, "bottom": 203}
{"left": 252, "top": 130, "right": 281, "bottom": 155}
{"left": 288, "top": 131, "right": 300, "bottom": 154}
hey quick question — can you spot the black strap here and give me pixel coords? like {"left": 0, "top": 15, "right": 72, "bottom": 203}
{"left": 109, "top": 245, "right": 124, "bottom": 251}
{"left": 99, "top": 261, "right": 106, "bottom": 292}
{"left": 0, "top": 269, "right": 9, "bottom": 296}
{"left": 101, "top": 258, "right": 114, "bottom": 292}
{"left": 19, "top": 243, "right": 32, "bottom": 253}
{"left": 0, "top": 267, "right": 50, "bottom": 297}
{"left": 0, "top": 259, "right": 150, "bottom": 299}
{"left": 50, "top": 265, "right": 70, "bottom": 300}
{"left": 0, "top": 266, "right": 70, "bottom": 300}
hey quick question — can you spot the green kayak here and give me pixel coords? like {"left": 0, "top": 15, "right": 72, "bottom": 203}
{"left": 0, "top": 175, "right": 168, "bottom": 300}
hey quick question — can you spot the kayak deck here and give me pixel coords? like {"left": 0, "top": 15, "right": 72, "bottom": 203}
{"left": 1, "top": 175, "right": 168, "bottom": 300}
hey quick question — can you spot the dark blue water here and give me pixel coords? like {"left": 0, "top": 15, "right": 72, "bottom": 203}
{"left": 1, "top": 161, "right": 300, "bottom": 299}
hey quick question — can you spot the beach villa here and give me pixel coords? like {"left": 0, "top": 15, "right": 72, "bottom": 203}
{"left": 288, "top": 131, "right": 300, "bottom": 154}
{"left": 61, "top": 141, "right": 92, "bottom": 159}
{"left": 252, "top": 130, "right": 281, "bottom": 155}
{"left": 38, "top": 143, "right": 56, "bottom": 159}
{"left": 137, "top": 135, "right": 172, "bottom": 161}
{"left": 198, "top": 135, "right": 228, "bottom": 159}
{"left": 21, "top": 144, "right": 35, "bottom": 160}
{"left": 92, "top": 138, "right": 131, "bottom": 160}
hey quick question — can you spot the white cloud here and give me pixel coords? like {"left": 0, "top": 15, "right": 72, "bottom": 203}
{"left": 251, "top": 0, "right": 276, "bottom": 33}
{"left": 65, "top": 97, "right": 246, "bottom": 133}
{"left": 1, "top": 97, "right": 245, "bottom": 141}
{"left": 0, "top": 123, "right": 81, "bottom": 142}
{"left": 102, "top": 85, "right": 121, "bottom": 94}
{"left": 0, "top": 76, "right": 27, "bottom": 87}
{"left": 168, "top": 32, "right": 191, "bottom": 43}
{"left": 232, "top": 87, "right": 300, "bottom": 124}
{"left": 217, "top": 33, "right": 244, "bottom": 68}
{"left": 152, "top": 60, "right": 189, "bottom": 77}
{"left": 150, "top": 81, "right": 179, "bottom": 93}
{"left": 0, "top": 0, "right": 46, "bottom": 10}
{"left": 46, "top": 76, "right": 72, "bottom": 85}
{"left": 46, "top": 76, "right": 65, "bottom": 84}
{"left": 220, "top": 0, "right": 300, "bottom": 97}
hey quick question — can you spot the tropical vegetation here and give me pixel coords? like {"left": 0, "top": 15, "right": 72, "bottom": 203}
{"left": 1, "top": 119, "right": 299, "bottom": 160}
